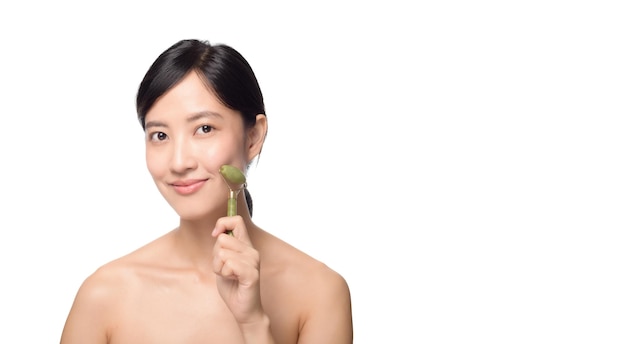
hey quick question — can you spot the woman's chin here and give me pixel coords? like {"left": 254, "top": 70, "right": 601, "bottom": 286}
{"left": 173, "top": 207, "right": 224, "bottom": 222}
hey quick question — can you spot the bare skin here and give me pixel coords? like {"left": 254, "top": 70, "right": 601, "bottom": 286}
{"left": 60, "top": 72, "right": 353, "bottom": 343}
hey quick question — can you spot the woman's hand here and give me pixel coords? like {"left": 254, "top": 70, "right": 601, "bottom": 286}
{"left": 211, "top": 216, "right": 265, "bottom": 325}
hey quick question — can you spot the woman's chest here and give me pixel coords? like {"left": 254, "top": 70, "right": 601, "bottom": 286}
{"left": 107, "top": 279, "right": 299, "bottom": 343}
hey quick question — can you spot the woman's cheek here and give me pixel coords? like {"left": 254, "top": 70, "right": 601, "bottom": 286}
{"left": 146, "top": 149, "right": 168, "bottom": 179}
{"left": 198, "top": 144, "right": 225, "bottom": 171}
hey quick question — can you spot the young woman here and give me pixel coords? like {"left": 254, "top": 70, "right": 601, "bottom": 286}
{"left": 60, "top": 39, "right": 353, "bottom": 343}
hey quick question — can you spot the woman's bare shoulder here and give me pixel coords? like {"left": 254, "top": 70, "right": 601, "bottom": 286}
{"left": 74, "top": 230, "right": 173, "bottom": 303}
{"left": 61, "top": 234, "right": 172, "bottom": 343}
{"left": 258, "top": 228, "right": 344, "bottom": 274}
{"left": 258, "top": 229, "right": 353, "bottom": 341}
{"left": 260, "top": 230, "right": 347, "bottom": 281}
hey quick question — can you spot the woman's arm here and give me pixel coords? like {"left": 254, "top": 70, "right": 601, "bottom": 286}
{"left": 297, "top": 270, "right": 353, "bottom": 344}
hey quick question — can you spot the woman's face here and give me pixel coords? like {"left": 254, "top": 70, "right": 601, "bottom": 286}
{"left": 143, "top": 71, "right": 260, "bottom": 220}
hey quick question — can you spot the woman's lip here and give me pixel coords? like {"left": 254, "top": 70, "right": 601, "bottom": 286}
{"left": 171, "top": 179, "right": 207, "bottom": 195}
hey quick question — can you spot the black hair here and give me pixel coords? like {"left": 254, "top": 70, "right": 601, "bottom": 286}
{"left": 136, "top": 39, "right": 265, "bottom": 216}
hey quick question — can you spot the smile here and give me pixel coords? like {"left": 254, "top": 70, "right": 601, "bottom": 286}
{"left": 171, "top": 179, "right": 207, "bottom": 195}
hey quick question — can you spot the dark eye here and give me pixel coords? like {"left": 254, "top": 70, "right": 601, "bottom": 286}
{"left": 149, "top": 131, "right": 168, "bottom": 141}
{"left": 196, "top": 125, "right": 213, "bottom": 135}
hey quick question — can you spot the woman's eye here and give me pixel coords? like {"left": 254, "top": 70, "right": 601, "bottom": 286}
{"left": 196, "top": 125, "right": 213, "bottom": 135}
{"left": 149, "top": 132, "right": 168, "bottom": 141}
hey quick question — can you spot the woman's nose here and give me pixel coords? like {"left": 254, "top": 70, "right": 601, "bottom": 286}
{"left": 170, "top": 138, "right": 198, "bottom": 174}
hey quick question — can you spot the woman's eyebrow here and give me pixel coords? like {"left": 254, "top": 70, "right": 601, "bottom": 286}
{"left": 145, "top": 120, "right": 167, "bottom": 130}
{"left": 188, "top": 111, "right": 223, "bottom": 122}
{"left": 145, "top": 111, "right": 223, "bottom": 130}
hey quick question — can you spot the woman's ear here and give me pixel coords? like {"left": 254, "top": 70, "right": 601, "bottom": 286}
{"left": 247, "top": 114, "right": 268, "bottom": 163}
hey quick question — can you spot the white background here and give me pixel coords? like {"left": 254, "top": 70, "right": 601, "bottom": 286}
{"left": 1, "top": 1, "right": 625, "bottom": 343}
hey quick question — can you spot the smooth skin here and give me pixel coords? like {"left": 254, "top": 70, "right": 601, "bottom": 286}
{"left": 60, "top": 71, "right": 353, "bottom": 343}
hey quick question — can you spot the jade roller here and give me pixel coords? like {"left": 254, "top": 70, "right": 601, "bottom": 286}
{"left": 219, "top": 164, "right": 247, "bottom": 235}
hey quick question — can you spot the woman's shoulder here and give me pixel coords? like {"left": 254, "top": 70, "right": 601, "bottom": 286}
{"left": 61, "top": 237, "right": 169, "bottom": 341}
{"left": 74, "top": 252, "right": 141, "bottom": 305}
{"left": 75, "top": 231, "right": 172, "bottom": 303}
{"left": 257, "top": 229, "right": 353, "bottom": 339}
{"left": 62, "top": 257, "right": 135, "bottom": 337}
{"left": 258, "top": 229, "right": 351, "bottom": 298}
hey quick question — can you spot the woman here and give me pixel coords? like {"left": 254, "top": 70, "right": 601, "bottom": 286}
{"left": 60, "top": 39, "right": 353, "bottom": 343}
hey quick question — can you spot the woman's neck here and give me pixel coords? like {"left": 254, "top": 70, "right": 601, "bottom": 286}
{"left": 172, "top": 195, "right": 256, "bottom": 270}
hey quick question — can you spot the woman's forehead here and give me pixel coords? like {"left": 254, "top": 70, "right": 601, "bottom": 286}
{"left": 146, "top": 73, "right": 239, "bottom": 124}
